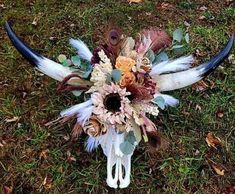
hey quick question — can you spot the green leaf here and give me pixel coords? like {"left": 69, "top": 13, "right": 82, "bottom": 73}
{"left": 173, "top": 28, "right": 183, "bottom": 42}
{"left": 154, "top": 52, "right": 169, "bottom": 64}
{"left": 133, "top": 125, "right": 142, "bottom": 143}
{"left": 145, "top": 49, "right": 155, "bottom": 62}
{"left": 172, "top": 45, "right": 184, "bottom": 49}
{"left": 62, "top": 59, "right": 72, "bottom": 67}
{"left": 120, "top": 141, "right": 135, "bottom": 155}
{"left": 126, "top": 131, "right": 136, "bottom": 144}
{"left": 80, "top": 61, "right": 88, "bottom": 70}
{"left": 105, "top": 73, "right": 112, "bottom": 84}
{"left": 111, "top": 69, "right": 122, "bottom": 82}
{"left": 58, "top": 54, "right": 67, "bottom": 63}
{"left": 178, "top": 166, "right": 190, "bottom": 175}
{"left": 72, "top": 90, "right": 83, "bottom": 97}
{"left": 71, "top": 55, "right": 81, "bottom": 66}
{"left": 185, "top": 33, "right": 190, "bottom": 44}
{"left": 152, "top": 96, "right": 166, "bottom": 110}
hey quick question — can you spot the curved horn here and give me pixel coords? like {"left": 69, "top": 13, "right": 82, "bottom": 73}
{"left": 5, "top": 21, "right": 89, "bottom": 86}
{"left": 153, "top": 35, "right": 234, "bottom": 92}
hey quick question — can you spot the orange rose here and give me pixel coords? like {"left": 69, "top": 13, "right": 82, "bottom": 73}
{"left": 115, "top": 56, "right": 136, "bottom": 73}
{"left": 120, "top": 72, "right": 136, "bottom": 87}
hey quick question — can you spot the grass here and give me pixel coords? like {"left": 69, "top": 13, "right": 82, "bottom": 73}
{"left": 0, "top": 0, "right": 234, "bottom": 193}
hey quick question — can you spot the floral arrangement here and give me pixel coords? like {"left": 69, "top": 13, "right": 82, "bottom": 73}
{"left": 5, "top": 22, "right": 233, "bottom": 189}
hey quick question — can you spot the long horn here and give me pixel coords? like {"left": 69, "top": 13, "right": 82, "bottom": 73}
{"left": 4, "top": 21, "right": 90, "bottom": 86}
{"left": 152, "top": 35, "right": 234, "bottom": 92}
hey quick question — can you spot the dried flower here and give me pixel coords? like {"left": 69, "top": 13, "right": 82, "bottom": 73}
{"left": 91, "top": 83, "right": 133, "bottom": 125}
{"left": 120, "top": 72, "right": 136, "bottom": 87}
{"left": 91, "top": 44, "right": 112, "bottom": 65}
{"left": 83, "top": 116, "right": 106, "bottom": 137}
{"left": 87, "top": 50, "right": 113, "bottom": 93}
{"left": 115, "top": 56, "right": 136, "bottom": 73}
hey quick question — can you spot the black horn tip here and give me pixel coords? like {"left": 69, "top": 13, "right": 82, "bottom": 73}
{"left": 201, "top": 34, "right": 234, "bottom": 77}
{"left": 4, "top": 21, "right": 42, "bottom": 67}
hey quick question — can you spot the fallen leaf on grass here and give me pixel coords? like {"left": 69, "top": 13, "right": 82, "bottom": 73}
{"left": 5, "top": 116, "right": 19, "bottom": 123}
{"left": 206, "top": 132, "right": 222, "bottom": 149}
{"left": 128, "top": 0, "right": 143, "bottom": 3}
{"left": 211, "top": 163, "right": 225, "bottom": 176}
{"left": 195, "top": 104, "right": 202, "bottom": 112}
{"left": 156, "top": 3, "right": 173, "bottom": 11}
{"left": 228, "top": 54, "right": 235, "bottom": 65}
{"left": 42, "top": 175, "right": 53, "bottom": 189}
{"left": 207, "top": 158, "right": 226, "bottom": 176}
{"left": 3, "top": 186, "right": 13, "bottom": 194}
{"left": 192, "top": 80, "right": 208, "bottom": 91}
{"left": 216, "top": 110, "right": 224, "bottom": 118}
{"left": 39, "top": 149, "right": 49, "bottom": 160}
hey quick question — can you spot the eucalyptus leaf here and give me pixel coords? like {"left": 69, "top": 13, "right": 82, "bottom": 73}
{"left": 132, "top": 122, "right": 142, "bottom": 143}
{"left": 62, "top": 59, "right": 72, "bottom": 67}
{"left": 152, "top": 96, "right": 166, "bottom": 110}
{"left": 80, "top": 61, "right": 89, "bottom": 71}
{"left": 172, "top": 44, "right": 184, "bottom": 49}
{"left": 185, "top": 33, "right": 190, "bottom": 44}
{"left": 82, "top": 69, "right": 92, "bottom": 79}
{"left": 126, "top": 131, "right": 136, "bottom": 145}
{"left": 58, "top": 54, "right": 67, "bottom": 63}
{"left": 145, "top": 49, "right": 155, "bottom": 62}
{"left": 72, "top": 90, "right": 83, "bottom": 97}
{"left": 154, "top": 52, "right": 169, "bottom": 64}
{"left": 120, "top": 141, "right": 135, "bottom": 155}
{"left": 71, "top": 55, "right": 81, "bottom": 66}
{"left": 105, "top": 73, "right": 112, "bottom": 84}
{"left": 111, "top": 69, "right": 122, "bottom": 82}
{"left": 173, "top": 28, "right": 183, "bottom": 42}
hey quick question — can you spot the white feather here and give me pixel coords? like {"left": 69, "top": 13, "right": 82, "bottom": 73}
{"left": 154, "top": 93, "right": 179, "bottom": 107}
{"left": 85, "top": 136, "right": 100, "bottom": 152}
{"left": 150, "top": 55, "right": 194, "bottom": 75}
{"left": 69, "top": 39, "right": 93, "bottom": 62}
{"left": 77, "top": 106, "right": 94, "bottom": 126}
{"left": 60, "top": 99, "right": 92, "bottom": 117}
{"left": 37, "top": 57, "right": 73, "bottom": 81}
{"left": 152, "top": 66, "right": 204, "bottom": 92}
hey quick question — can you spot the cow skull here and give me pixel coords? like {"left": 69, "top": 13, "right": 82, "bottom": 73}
{"left": 98, "top": 128, "right": 136, "bottom": 188}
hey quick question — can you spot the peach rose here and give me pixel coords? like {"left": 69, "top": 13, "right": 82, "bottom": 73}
{"left": 115, "top": 56, "right": 136, "bottom": 73}
{"left": 119, "top": 72, "right": 136, "bottom": 87}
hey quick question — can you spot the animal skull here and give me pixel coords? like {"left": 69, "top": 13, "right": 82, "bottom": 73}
{"left": 99, "top": 128, "right": 136, "bottom": 188}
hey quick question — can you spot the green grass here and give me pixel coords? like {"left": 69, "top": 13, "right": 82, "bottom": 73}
{"left": 0, "top": 0, "right": 234, "bottom": 193}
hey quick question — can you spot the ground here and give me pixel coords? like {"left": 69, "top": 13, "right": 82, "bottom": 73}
{"left": 0, "top": 0, "right": 234, "bottom": 193}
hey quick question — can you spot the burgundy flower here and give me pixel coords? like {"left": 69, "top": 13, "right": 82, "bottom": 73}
{"left": 91, "top": 44, "right": 112, "bottom": 65}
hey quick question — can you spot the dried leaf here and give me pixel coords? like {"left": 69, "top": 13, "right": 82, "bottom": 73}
{"left": 216, "top": 110, "right": 224, "bottom": 118}
{"left": 128, "top": 0, "right": 143, "bottom": 3}
{"left": 211, "top": 163, "right": 225, "bottom": 176}
{"left": 157, "top": 3, "right": 173, "bottom": 11}
{"left": 5, "top": 116, "right": 19, "bottom": 123}
{"left": 206, "top": 132, "right": 222, "bottom": 149}
{"left": 43, "top": 175, "right": 53, "bottom": 189}
{"left": 192, "top": 80, "right": 209, "bottom": 91}
{"left": 228, "top": 54, "right": 235, "bottom": 65}
{"left": 195, "top": 104, "right": 202, "bottom": 112}
{"left": 3, "top": 186, "right": 13, "bottom": 194}
{"left": 39, "top": 149, "right": 49, "bottom": 160}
